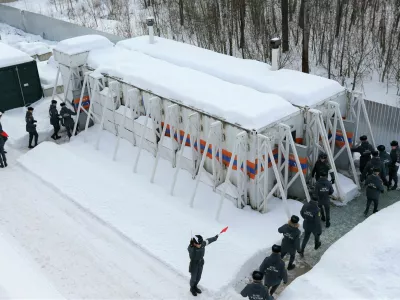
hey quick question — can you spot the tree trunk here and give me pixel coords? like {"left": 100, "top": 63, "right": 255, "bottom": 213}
{"left": 179, "top": 0, "right": 184, "bottom": 26}
{"left": 281, "top": 0, "right": 289, "bottom": 52}
{"left": 301, "top": 0, "right": 309, "bottom": 73}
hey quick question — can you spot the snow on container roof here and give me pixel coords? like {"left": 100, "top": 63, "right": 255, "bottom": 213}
{"left": 53, "top": 35, "right": 113, "bottom": 55}
{"left": 117, "top": 36, "right": 346, "bottom": 107}
{"left": 87, "top": 47, "right": 298, "bottom": 130}
{"left": 0, "top": 42, "right": 33, "bottom": 68}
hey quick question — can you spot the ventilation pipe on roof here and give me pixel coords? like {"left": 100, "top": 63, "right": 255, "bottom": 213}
{"left": 146, "top": 17, "right": 155, "bottom": 44}
{"left": 270, "top": 38, "right": 281, "bottom": 71}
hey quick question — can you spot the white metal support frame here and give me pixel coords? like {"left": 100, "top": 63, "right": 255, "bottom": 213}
{"left": 190, "top": 121, "right": 222, "bottom": 208}
{"left": 306, "top": 109, "right": 345, "bottom": 200}
{"left": 349, "top": 91, "right": 376, "bottom": 148}
{"left": 52, "top": 65, "right": 84, "bottom": 104}
{"left": 216, "top": 131, "right": 247, "bottom": 221}
{"left": 150, "top": 104, "right": 179, "bottom": 183}
{"left": 256, "top": 134, "right": 291, "bottom": 218}
{"left": 170, "top": 112, "right": 200, "bottom": 195}
{"left": 324, "top": 101, "right": 360, "bottom": 188}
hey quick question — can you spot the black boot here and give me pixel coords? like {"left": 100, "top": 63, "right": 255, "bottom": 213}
{"left": 190, "top": 287, "right": 197, "bottom": 296}
{"left": 28, "top": 145, "right": 34, "bottom": 149}
{"left": 298, "top": 250, "right": 304, "bottom": 258}
{"left": 314, "top": 241, "right": 321, "bottom": 250}
{"left": 391, "top": 185, "right": 398, "bottom": 190}
{"left": 0, "top": 164, "right": 3, "bottom": 168}
{"left": 4, "top": 161, "right": 7, "bottom": 167}
{"left": 56, "top": 135, "right": 62, "bottom": 139}
{"left": 321, "top": 215, "right": 326, "bottom": 222}
{"left": 326, "top": 220, "right": 331, "bottom": 228}
{"left": 364, "top": 210, "right": 368, "bottom": 217}
{"left": 51, "top": 134, "right": 56, "bottom": 140}
{"left": 287, "top": 263, "right": 296, "bottom": 270}
{"left": 194, "top": 286, "right": 202, "bottom": 294}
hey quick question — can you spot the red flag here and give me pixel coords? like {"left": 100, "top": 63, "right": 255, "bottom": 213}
{"left": 0, "top": 131, "right": 8, "bottom": 138}
{"left": 220, "top": 226, "right": 228, "bottom": 234}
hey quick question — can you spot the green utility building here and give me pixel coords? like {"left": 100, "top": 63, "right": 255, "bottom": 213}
{"left": 0, "top": 42, "right": 43, "bottom": 112}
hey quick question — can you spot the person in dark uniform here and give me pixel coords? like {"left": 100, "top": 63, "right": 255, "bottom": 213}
{"left": 0, "top": 111, "right": 7, "bottom": 168}
{"left": 49, "top": 100, "right": 61, "bottom": 140}
{"left": 315, "top": 171, "right": 334, "bottom": 228}
{"left": 377, "top": 145, "right": 391, "bottom": 181}
{"left": 298, "top": 198, "right": 322, "bottom": 257}
{"left": 25, "top": 107, "right": 38, "bottom": 149}
{"left": 351, "top": 135, "right": 374, "bottom": 173}
{"left": 361, "top": 150, "right": 389, "bottom": 187}
{"left": 311, "top": 153, "right": 335, "bottom": 184}
{"left": 364, "top": 168, "right": 385, "bottom": 217}
{"left": 278, "top": 216, "right": 301, "bottom": 271}
{"left": 389, "top": 141, "right": 400, "bottom": 190}
{"left": 240, "top": 271, "right": 273, "bottom": 300}
{"left": 259, "top": 244, "right": 287, "bottom": 297}
{"left": 60, "top": 102, "right": 77, "bottom": 139}
{"left": 188, "top": 234, "right": 218, "bottom": 296}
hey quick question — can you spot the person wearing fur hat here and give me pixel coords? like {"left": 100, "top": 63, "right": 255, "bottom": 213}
{"left": 377, "top": 145, "right": 391, "bottom": 180}
{"left": 0, "top": 111, "right": 7, "bottom": 168}
{"left": 25, "top": 107, "right": 39, "bottom": 149}
{"left": 278, "top": 216, "right": 301, "bottom": 270}
{"left": 311, "top": 153, "right": 335, "bottom": 184}
{"left": 259, "top": 244, "right": 287, "bottom": 296}
{"left": 351, "top": 135, "right": 375, "bottom": 173}
{"left": 364, "top": 168, "right": 385, "bottom": 216}
{"left": 49, "top": 100, "right": 61, "bottom": 140}
{"left": 240, "top": 271, "right": 273, "bottom": 300}
{"left": 315, "top": 171, "right": 334, "bottom": 228}
{"left": 388, "top": 141, "right": 400, "bottom": 190}
{"left": 188, "top": 234, "right": 218, "bottom": 296}
{"left": 361, "top": 150, "right": 389, "bottom": 188}
{"left": 298, "top": 199, "right": 322, "bottom": 257}
{"left": 60, "top": 102, "right": 78, "bottom": 139}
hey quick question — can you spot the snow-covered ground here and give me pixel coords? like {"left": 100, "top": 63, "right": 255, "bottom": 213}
{"left": 279, "top": 201, "right": 400, "bottom": 300}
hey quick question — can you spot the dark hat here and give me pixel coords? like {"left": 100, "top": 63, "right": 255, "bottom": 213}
{"left": 320, "top": 170, "right": 328, "bottom": 177}
{"left": 252, "top": 270, "right": 264, "bottom": 281}
{"left": 192, "top": 235, "right": 203, "bottom": 245}
{"left": 319, "top": 153, "right": 327, "bottom": 159}
{"left": 360, "top": 135, "right": 368, "bottom": 141}
{"left": 27, "top": 106, "right": 34, "bottom": 111}
{"left": 391, "top": 141, "right": 398, "bottom": 147}
{"left": 60, "top": 102, "right": 66, "bottom": 106}
{"left": 272, "top": 244, "right": 281, "bottom": 253}
{"left": 290, "top": 215, "right": 299, "bottom": 224}
{"left": 377, "top": 145, "right": 385, "bottom": 152}
{"left": 371, "top": 151, "right": 379, "bottom": 157}
{"left": 51, "top": 100, "right": 57, "bottom": 104}
{"left": 373, "top": 167, "right": 380, "bottom": 173}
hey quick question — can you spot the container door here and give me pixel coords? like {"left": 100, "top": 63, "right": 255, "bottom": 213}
{"left": 16, "top": 61, "right": 43, "bottom": 105}
{"left": 0, "top": 66, "right": 25, "bottom": 111}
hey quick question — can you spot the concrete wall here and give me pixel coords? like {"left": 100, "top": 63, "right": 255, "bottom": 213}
{"left": 0, "top": 5, "right": 123, "bottom": 43}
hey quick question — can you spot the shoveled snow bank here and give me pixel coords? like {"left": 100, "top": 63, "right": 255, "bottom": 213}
{"left": 37, "top": 60, "right": 63, "bottom": 89}
{"left": 117, "top": 36, "right": 345, "bottom": 107}
{"left": 0, "top": 42, "right": 33, "bottom": 68}
{"left": 53, "top": 35, "right": 113, "bottom": 55}
{"left": 18, "top": 129, "right": 303, "bottom": 294}
{"left": 332, "top": 173, "right": 359, "bottom": 205}
{"left": 0, "top": 231, "right": 64, "bottom": 299}
{"left": 88, "top": 47, "right": 298, "bottom": 130}
{"left": 279, "top": 201, "right": 400, "bottom": 300}
{"left": 14, "top": 41, "right": 52, "bottom": 56}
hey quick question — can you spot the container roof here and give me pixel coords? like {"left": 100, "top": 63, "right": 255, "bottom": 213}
{"left": 0, "top": 42, "right": 33, "bottom": 68}
{"left": 53, "top": 35, "right": 113, "bottom": 55}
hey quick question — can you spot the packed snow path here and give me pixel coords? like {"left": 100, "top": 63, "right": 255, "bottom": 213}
{"left": 0, "top": 149, "right": 191, "bottom": 298}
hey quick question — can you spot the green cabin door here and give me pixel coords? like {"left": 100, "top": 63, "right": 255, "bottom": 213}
{"left": 0, "top": 66, "right": 25, "bottom": 111}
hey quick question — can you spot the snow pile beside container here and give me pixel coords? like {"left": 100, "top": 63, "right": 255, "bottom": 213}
{"left": 14, "top": 41, "right": 52, "bottom": 56}
{"left": 88, "top": 47, "right": 298, "bottom": 130}
{"left": 279, "top": 201, "right": 400, "bottom": 300}
{"left": 18, "top": 129, "right": 303, "bottom": 294}
{"left": 53, "top": 35, "right": 113, "bottom": 55}
{"left": 37, "top": 60, "right": 63, "bottom": 89}
{"left": 116, "top": 36, "right": 345, "bottom": 107}
{"left": 332, "top": 173, "right": 359, "bottom": 205}
{"left": 0, "top": 42, "right": 33, "bottom": 68}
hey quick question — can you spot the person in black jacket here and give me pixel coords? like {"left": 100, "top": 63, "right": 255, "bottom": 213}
{"left": 311, "top": 153, "right": 335, "bottom": 184}
{"left": 377, "top": 145, "right": 391, "bottom": 180}
{"left": 49, "top": 100, "right": 61, "bottom": 140}
{"left": 0, "top": 111, "right": 7, "bottom": 168}
{"left": 278, "top": 216, "right": 301, "bottom": 270}
{"left": 188, "top": 234, "right": 218, "bottom": 296}
{"left": 298, "top": 199, "right": 322, "bottom": 257}
{"left": 315, "top": 171, "right": 334, "bottom": 228}
{"left": 388, "top": 140, "right": 400, "bottom": 190}
{"left": 351, "top": 135, "right": 374, "bottom": 173}
{"left": 25, "top": 107, "right": 38, "bottom": 149}
{"left": 364, "top": 168, "right": 385, "bottom": 217}
{"left": 240, "top": 271, "right": 273, "bottom": 300}
{"left": 60, "top": 102, "right": 77, "bottom": 139}
{"left": 259, "top": 244, "right": 287, "bottom": 296}
{"left": 361, "top": 151, "right": 389, "bottom": 187}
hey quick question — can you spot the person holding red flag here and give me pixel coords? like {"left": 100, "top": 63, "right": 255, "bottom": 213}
{"left": 0, "top": 111, "right": 8, "bottom": 168}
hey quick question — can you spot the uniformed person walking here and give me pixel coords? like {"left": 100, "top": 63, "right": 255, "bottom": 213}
{"left": 311, "top": 153, "right": 335, "bottom": 184}
{"left": 351, "top": 135, "right": 374, "bottom": 173}
{"left": 49, "top": 100, "right": 61, "bottom": 140}
{"left": 389, "top": 141, "right": 400, "bottom": 190}
{"left": 0, "top": 111, "right": 7, "bottom": 168}
{"left": 361, "top": 150, "right": 389, "bottom": 187}
{"left": 315, "top": 171, "right": 334, "bottom": 228}
{"left": 377, "top": 145, "right": 391, "bottom": 180}
{"left": 364, "top": 168, "right": 385, "bottom": 217}
{"left": 60, "top": 102, "right": 77, "bottom": 139}
{"left": 298, "top": 198, "right": 322, "bottom": 257}
{"left": 278, "top": 216, "right": 301, "bottom": 270}
{"left": 25, "top": 107, "right": 39, "bottom": 149}
{"left": 188, "top": 234, "right": 218, "bottom": 296}
{"left": 259, "top": 244, "right": 287, "bottom": 297}
{"left": 240, "top": 271, "right": 273, "bottom": 300}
